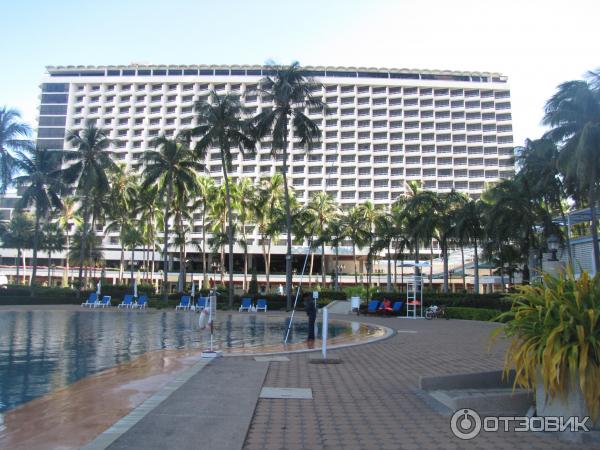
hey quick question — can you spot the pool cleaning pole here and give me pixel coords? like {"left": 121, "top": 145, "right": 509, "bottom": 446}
{"left": 283, "top": 241, "right": 313, "bottom": 344}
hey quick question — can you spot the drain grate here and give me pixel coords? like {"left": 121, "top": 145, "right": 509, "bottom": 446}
{"left": 260, "top": 387, "right": 313, "bottom": 399}
{"left": 309, "top": 358, "right": 343, "bottom": 365}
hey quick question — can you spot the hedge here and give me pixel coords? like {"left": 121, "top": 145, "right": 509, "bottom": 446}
{"left": 446, "top": 307, "right": 503, "bottom": 322}
{"left": 368, "top": 291, "right": 512, "bottom": 311}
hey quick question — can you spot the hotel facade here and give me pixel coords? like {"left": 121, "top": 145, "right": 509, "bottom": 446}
{"left": 2, "top": 64, "right": 516, "bottom": 286}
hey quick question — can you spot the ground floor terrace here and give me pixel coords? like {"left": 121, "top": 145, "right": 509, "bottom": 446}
{"left": 0, "top": 305, "right": 582, "bottom": 450}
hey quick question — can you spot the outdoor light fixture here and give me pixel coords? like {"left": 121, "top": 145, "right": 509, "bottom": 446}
{"left": 547, "top": 234, "right": 560, "bottom": 261}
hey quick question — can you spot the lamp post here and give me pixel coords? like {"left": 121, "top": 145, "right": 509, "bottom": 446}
{"left": 547, "top": 234, "right": 560, "bottom": 262}
{"left": 211, "top": 261, "right": 218, "bottom": 294}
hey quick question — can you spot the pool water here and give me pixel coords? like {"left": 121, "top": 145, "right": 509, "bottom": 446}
{"left": 0, "top": 310, "right": 376, "bottom": 412}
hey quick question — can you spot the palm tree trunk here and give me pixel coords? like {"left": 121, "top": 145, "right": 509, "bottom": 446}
{"left": 201, "top": 210, "right": 207, "bottom": 287}
{"left": 22, "top": 250, "right": 27, "bottom": 285}
{"left": 48, "top": 250, "right": 51, "bottom": 286}
{"left": 119, "top": 243, "right": 124, "bottom": 284}
{"left": 429, "top": 244, "right": 433, "bottom": 291}
{"left": 309, "top": 252, "right": 314, "bottom": 288}
{"left": 281, "top": 128, "right": 293, "bottom": 311}
{"left": 130, "top": 246, "right": 135, "bottom": 286}
{"left": 77, "top": 200, "right": 89, "bottom": 296}
{"left": 334, "top": 244, "right": 339, "bottom": 291}
{"left": 162, "top": 173, "right": 174, "bottom": 302}
{"left": 321, "top": 242, "right": 326, "bottom": 286}
{"left": 65, "top": 232, "right": 70, "bottom": 284}
{"left": 222, "top": 159, "right": 235, "bottom": 309}
{"left": 261, "top": 240, "right": 270, "bottom": 291}
{"left": 386, "top": 244, "right": 392, "bottom": 292}
{"left": 16, "top": 248, "right": 20, "bottom": 284}
{"left": 460, "top": 244, "right": 466, "bottom": 291}
{"left": 473, "top": 239, "right": 480, "bottom": 294}
{"left": 29, "top": 209, "right": 41, "bottom": 293}
{"left": 442, "top": 239, "right": 449, "bottom": 294}
{"left": 151, "top": 244, "right": 156, "bottom": 290}
{"left": 589, "top": 179, "right": 600, "bottom": 273}
{"left": 352, "top": 243, "right": 358, "bottom": 285}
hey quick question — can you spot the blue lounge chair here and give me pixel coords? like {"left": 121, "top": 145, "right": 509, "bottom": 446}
{"left": 176, "top": 295, "right": 191, "bottom": 310}
{"left": 392, "top": 301, "right": 404, "bottom": 314}
{"left": 256, "top": 298, "right": 267, "bottom": 312}
{"left": 239, "top": 297, "right": 252, "bottom": 312}
{"left": 81, "top": 293, "right": 98, "bottom": 307}
{"left": 118, "top": 294, "right": 134, "bottom": 308}
{"left": 94, "top": 295, "right": 112, "bottom": 308}
{"left": 367, "top": 300, "right": 380, "bottom": 314}
{"left": 195, "top": 297, "right": 208, "bottom": 311}
{"left": 132, "top": 295, "right": 147, "bottom": 309}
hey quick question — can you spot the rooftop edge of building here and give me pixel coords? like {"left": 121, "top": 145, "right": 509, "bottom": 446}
{"left": 44, "top": 64, "right": 508, "bottom": 82}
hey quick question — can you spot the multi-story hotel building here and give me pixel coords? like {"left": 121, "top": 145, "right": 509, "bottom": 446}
{"left": 2, "top": 64, "right": 516, "bottom": 284}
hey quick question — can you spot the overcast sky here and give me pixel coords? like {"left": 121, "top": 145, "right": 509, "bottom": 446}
{"left": 1, "top": 0, "right": 598, "bottom": 145}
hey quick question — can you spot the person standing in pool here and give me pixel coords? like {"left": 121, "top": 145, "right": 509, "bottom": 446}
{"left": 304, "top": 292, "right": 317, "bottom": 341}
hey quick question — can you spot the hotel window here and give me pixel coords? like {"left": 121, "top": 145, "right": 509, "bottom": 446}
{"left": 374, "top": 167, "right": 388, "bottom": 176}
{"left": 390, "top": 155, "right": 403, "bottom": 164}
{"left": 341, "top": 97, "right": 354, "bottom": 105}
{"left": 372, "top": 87, "right": 386, "bottom": 94}
{"left": 341, "top": 154, "right": 356, "bottom": 163}
{"left": 341, "top": 85, "right": 354, "bottom": 93}
{"left": 341, "top": 119, "right": 354, "bottom": 127}
{"left": 358, "top": 97, "right": 370, "bottom": 105}
{"left": 358, "top": 167, "right": 371, "bottom": 175}
{"left": 341, "top": 167, "right": 355, "bottom": 175}
{"left": 389, "top": 86, "right": 401, "bottom": 94}
{"left": 390, "top": 144, "right": 403, "bottom": 152}
{"left": 420, "top": 99, "right": 433, "bottom": 107}
{"left": 341, "top": 108, "right": 354, "bottom": 116}
{"left": 374, "top": 179, "right": 388, "bottom": 187}
{"left": 373, "top": 144, "right": 387, "bottom": 152}
{"left": 341, "top": 131, "right": 355, "bottom": 139}
{"left": 118, "top": 118, "right": 128, "bottom": 125}
{"left": 325, "top": 131, "right": 337, "bottom": 139}
{"left": 357, "top": 108, "right": 369, "bottom": 116}
{"left": 451, "top": 89, "right": 463, "bottom": 97}
{"left": 391, "top": 167, "right": 403, "bottom": 175}
{"left": 341, "top": 179, "right": 355, "bottom": 187}
{"left": 135, "top": 106, "right": 145, "bottom": 113}
{"left": 357, "top": 86, "right": 369, "bottom": 94}
{"left": 374, "top": 155, "right": 388, "bottom": 164}
{"left": 452, "top": 111, "right": 465, "bottom": 119}
{"left": 358, "top": 131, "right": 370, "bottom": 139}
{"left": 150, "top": 106, "right": 161, "bottom": 113}
{"left": 326, "top": 85, "right": 337, "bottom": 93}
{"left": 309, "top": 166, "right": 321, "bottom": 174}
{"left": 358, "top": 155, "right": 370, "bottom": 163}
{"left": 151, "top": 84, "right": 162, "bottom": 91}
{"left": 308, "top": 179, "right": 321, "bottom": 186}
{"left": 358, "top": 192, "right": 371, "bottom": 199}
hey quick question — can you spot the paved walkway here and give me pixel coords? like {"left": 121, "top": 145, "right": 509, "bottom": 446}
{"left": 92, "top": 313, "right": 587, "bottom": 449}
{"left": 243, "top": 314, "right": 584, "bottom": 450}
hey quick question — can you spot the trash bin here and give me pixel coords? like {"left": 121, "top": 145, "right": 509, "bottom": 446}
{"left": 351, "top": 296, "right": 361, "bottom": 314}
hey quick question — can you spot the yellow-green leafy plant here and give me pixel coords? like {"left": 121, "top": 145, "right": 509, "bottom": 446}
{"left": 493, "top": 269, "right": 600, "bottom": 421}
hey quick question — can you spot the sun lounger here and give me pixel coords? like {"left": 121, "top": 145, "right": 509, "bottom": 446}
{"left": 195, "top": 297, "right": 208, "bottom": 311}
{"left": 81, "top": 293, "right": 98, "bottom": 307}
{"left": 239, "top": 297, "right": 252, "bottom": 312}
{"left": 256, "top": 298, "right": 267, "bottom": 312}
{"left": 176, "top": 295, "right": 191, "bottom": 310}
{"left": 132, "top": 295, "right": 147, "bottom": 309}
{"left": 118, "top": 294, "right": 134, "bottom": 308}
{"left": 94, "top": 295, "right": 112, "bottom": 308}
{"left": 367, "top": 300, "right": 380, "bottom": 314}
{"left": 392, "top": 301, "right": 404, "bottom": 314}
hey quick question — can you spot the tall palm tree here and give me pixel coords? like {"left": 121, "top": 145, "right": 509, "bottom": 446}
{"left": 0, "top": 107, "right": 32, "bottom": 193}
{"left": 63, "top": 124, "right": 115, "bottom": 293}
{"left": 190, "top": 92, "right": 256, "bottom": 308}
{"left": 142, "top": 135, "right": 202, "bottom": 301}
{"left": 322, "top": 214, "right": 345, "bottom": 291}
{"left": 135, "top": 184, "right": 163, "bottom": 285}
{"left": 455, "top": 198, "right": 486, "bottom": 293}
{"left": 253, "top": 174, "right": 285, "bottom": 291}
{"left": 40, "top": 222, "right": 65, "bottom": 286}
{"left": 191, "top": 176, "right": 216, "bottom": 287}
{"left": 13, "top": 147, "right": 65, "bottom": 292}
{"left": 122, "top": 224, "right": 144, "bottom": 286}
{"left": 57, "top": 197, "right": 81, "bottom": 285}
{"left": 1, "top": 212, "right": 33, "bottom": 284}
{"left": 543, "top": 69, "right": 600, "bottom": 270}
{"left": 305, "top": 192, "right": 339, "bottom": 285}
{"left": 252, "top": 62, "right": 325, "bottom": 309}
{"left": 355, "top": 201, "right": 381, "bottom": 292}
{"left": 390, "top": 198, "right": 411, "bottom": 290}
{"left": 518, "top": 138, "right": 573, "bottom": 266}
{"left": 373, "top": 211, "right": 396, "bottom": 292}
{"left": 343, "top": 206, "right": 369, "bottom": 285}
{"left": 105, "top": 163, "right": 137, "bottom": 283}
{"left": 234, "top": 177, "right": 256, "bottom": 290}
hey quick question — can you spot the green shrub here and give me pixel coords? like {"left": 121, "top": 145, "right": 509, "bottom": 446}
{"left": 318, "top": 290, "right": 347, "bottom": 301}
{"left": 446, "top": 307, "right": 502, "bottom": 321}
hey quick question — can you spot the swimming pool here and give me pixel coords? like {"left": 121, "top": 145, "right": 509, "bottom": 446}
{"left": 0, "top": 309, "right": 381, "bottom": 412}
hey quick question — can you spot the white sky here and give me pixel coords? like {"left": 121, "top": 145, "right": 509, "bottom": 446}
{"left": 1, "top": 0, "right": 599, "bottom": 146}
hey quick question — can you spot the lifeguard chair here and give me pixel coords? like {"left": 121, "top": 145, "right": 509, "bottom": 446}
{"left": 406, "top": 274, "right": 423, "bottom": 318}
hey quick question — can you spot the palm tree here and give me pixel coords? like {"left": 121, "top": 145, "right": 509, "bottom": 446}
{"left": 343, "top": 206, "right": 369, "bottom": 285}
{"left": 322, "top": 214, "right": 346, "bottom": 291}
{"left": 63, "top": 123, "right": 116, "bottom": 293}
{"left": 305, "top": 192, "right": 339, "bottom": 285}
{"left": 69, "top": 227, "right": 103, "bottom": 268}
{"left": 234, "top": 177, "right": 256, "bottom": 290}
{"left": 373, "top": 211, "right": 396, "bottom": 292}
{"left": 122, "top": 224, "right": 144, "bottom": 286}
{"left": 105, "top": 163, "right": 137, "bottom": 283}
{"left": 13, "top": 147, "right": 65, "bottom": 292}
{"left": 390, "top": 199, "right": 411, "bottom": 290}
{"left": 135, "top": 184, "right": 163, "bottom": 285}
{"left": 455, "top": 198, "right": 486, "bottom": 293}
{"left": 191, "top": 176, "right": 216, "bottom": 287}
{"left": 404, "top": 190, "right": 437, "bottom": 285}
{"left": 142, "top": 135, "right": 202, "bottom": 301}
{"left": 190, "top": 92, "right": 256, "bottom": 308}
{"left": 0, "top": 107, "right": 32, "bottom": 193}
{"left": 355, "top": 201, "right": 381, "bottom": 292}
{"left": 40, "top": 222, "right": 65, "bottom": 286}
{"left": 252, "top": 62, "right": 325, "bottom": 309}
{"left": 57, "top": 197, "right": 81, "bottom": 285}
{"left": 1, "top": 212, "right": 33, "bottom": 284}
{"left": 253, "top": 174, "right": 285, "bottom": 291}
{"left": 518, "top": 138, "right": 573, "bottom": 266}
{"left": 543, "top": 69, "right": 600, "bottom": 270}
